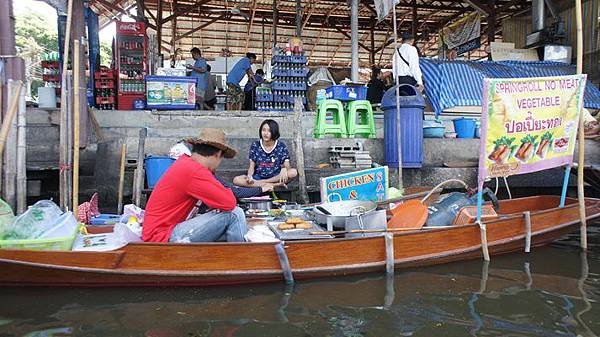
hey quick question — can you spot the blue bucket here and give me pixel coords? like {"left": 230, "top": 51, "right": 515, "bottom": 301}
{"left": 145, "top": 156, "right": 175, "bottom": 188}
{"left": 453, "top": 118, "right": 477, "bottom": 138}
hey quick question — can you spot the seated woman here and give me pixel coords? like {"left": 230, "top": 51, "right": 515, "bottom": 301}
{"left": 233, "top": 119, "right": 298, "bottom": 188}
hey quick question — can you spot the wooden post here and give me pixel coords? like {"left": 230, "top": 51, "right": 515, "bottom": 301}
{"left": 72, "top": 39, "right": 81, "bottom": 214}
{"left": 157, "top": 0, "right": 163, "bottom": 60}
{"left": 133, "top": 127, "right": 147, "bottom": 206}
{"left": 171, "top": 0, "right": 177, "bottom": 54}
{"left": 293, "top": 98, "right": 308, "bottom": 204}
{"left": 0, "top": 81, "right": 22, "bottom": 160}
{"left": 16, "top": 78, "right": 26, "bottom": 213}
{"left": 370, "top": 21, "right": 375, "bottom": 67}
{"left": 117, "top": 143, "right": 127, "bottom": 214}
{"left": 59, "top": 0, "right": 74, "bottom": 211}
{"left": 575, "top": 0, "right": 586, "bottom": 250}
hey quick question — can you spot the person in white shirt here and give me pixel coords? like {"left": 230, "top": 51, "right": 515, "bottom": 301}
{"left": 393, "top": 32, "right": 424, "bottom": 93}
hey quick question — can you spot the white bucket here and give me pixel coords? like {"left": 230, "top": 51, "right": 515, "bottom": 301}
{"left": 37, "top": 87, "right": 57, "bottom": 108}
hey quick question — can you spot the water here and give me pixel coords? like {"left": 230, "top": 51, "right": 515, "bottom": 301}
{"left": 1, "top": 226, "right": 600, "bottom": 337}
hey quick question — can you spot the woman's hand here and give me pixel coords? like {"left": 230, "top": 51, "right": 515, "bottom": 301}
{"left": 261, "top": 184, "right": 274, "bottom": 193}
{"left": 279, "top": 168, "right": 289, "bottom": 184}
{"left": 246, "top": 175, "right": 254, "bottom": 184}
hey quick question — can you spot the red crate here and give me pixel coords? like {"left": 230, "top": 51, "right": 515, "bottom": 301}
{"left": 41, "top": 61, "right": 59, "bottom": 68}
{"left": 96, "top": 96, "right": 115, "bottom": 104}
{"left": 42, "top": 74, "right": 60, "bottom": 82}
{"left": 95, "top": 80, "right": 115, "bottom": 89}
{"left": 94, "top": 70, "right": 116, "bottom": 80}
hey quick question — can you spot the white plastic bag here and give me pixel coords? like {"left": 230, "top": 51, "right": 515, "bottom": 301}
{"left": 2, "top": 200, "right": 62, "bottom": 239}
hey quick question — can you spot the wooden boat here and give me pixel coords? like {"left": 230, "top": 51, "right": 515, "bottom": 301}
{"left": 0, "top": 195, "right": 599, "bottom": 287}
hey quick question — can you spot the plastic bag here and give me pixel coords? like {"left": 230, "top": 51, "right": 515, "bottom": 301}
{"left": 1, "top": 200, "right": 63, "bottom": 240}
{"left": 0, "top": 198, "right": 15, "bottom": 235}
{"left": 308, "top": 67, "right": 335, "bottom": 86}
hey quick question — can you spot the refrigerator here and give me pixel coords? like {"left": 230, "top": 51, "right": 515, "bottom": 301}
{"left": 115, "top": 21, "right": 148, "bottom": 110}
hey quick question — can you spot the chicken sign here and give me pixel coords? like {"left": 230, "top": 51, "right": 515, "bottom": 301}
{"left": 478, "top": 75, "right": 586, "bottom": 187}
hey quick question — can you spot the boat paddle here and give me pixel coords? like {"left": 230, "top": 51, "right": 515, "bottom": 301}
{"left": 311, "top": 225, "right": 455, "bottom": 236}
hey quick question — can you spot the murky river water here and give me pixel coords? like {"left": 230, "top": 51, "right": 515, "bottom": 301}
{"left": 1, "top": 225, "right": 599, "bottom": 337}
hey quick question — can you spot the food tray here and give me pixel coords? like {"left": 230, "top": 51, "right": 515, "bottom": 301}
{"left": 268, "top": 221, "right": 333, "bottom": 240}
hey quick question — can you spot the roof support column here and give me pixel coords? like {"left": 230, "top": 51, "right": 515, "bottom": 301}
{"left": 370, "top": 20, "right": 375, "bottom": 67}
{"left": 157, "top": 0, "right": 163, "bottom": 55}
{"left": 295, "top": 0, "right": 302, "bottom": 37}
{"left": 272, "top": 0, "right": 278, "bottom": 48}
{"left": 411, "top": 0, "right": 417, "bottom": 37}
{"left": 171, "top": 0, "right": 177, "bottom": 54}
{"left": 351, "top": 0, "right": 359, "bottom": 81}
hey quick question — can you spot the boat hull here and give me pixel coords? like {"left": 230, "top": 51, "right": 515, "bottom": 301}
{"left": 1, "top": 196, "right": 599, "bottom": 287}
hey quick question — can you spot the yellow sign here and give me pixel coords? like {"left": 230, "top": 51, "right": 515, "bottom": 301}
{"left": 479, "top": 75, "right": 586, "bottom": 184}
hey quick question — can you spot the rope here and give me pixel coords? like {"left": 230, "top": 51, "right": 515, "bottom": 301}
{"left": 421, "top": 178, "right": 469, "bottom": 203}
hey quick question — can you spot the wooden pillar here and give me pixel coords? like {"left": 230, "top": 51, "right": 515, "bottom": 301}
{"left": 487, "top": 0, "right": 496, "bottom": 56}
{"left": 262, "top": 16, "right": 266, "bottom": 61}
{"left": 171, "top": 0, "right": 177, "bottom": 54}
{"left": 272, "top": 0, "right": 278, "bottom": 48}
{"left": 412, "top": 0, "right": 417, "bottom": 38}
{"left": 71, "top": 0, "right": 88, "bottom": 148}
{"left": 295, "top": 0, "right": 302, "bottom": 37}
{"left": 136, "top": 0, "right": 145, "bottom": 21}
{"left": 157, "top": 0, "right": 163, "bottom": 64}
{"left": 370, "top": 20, "right": 376, "bottom": 67}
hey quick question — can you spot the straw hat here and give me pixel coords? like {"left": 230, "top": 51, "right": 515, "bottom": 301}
{"left": 186, "top": 128, "right": 237, "bottom": 158}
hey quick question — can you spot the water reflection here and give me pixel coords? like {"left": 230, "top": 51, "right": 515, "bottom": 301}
{"left": 0, "top": 242, "right": 599, "bottom": 336}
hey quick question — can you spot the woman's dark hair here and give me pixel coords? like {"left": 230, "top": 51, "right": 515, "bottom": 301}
{"left": 371, "top": 67, "right": 381, "bottom": 80}
{"left": 259, "top": 119, "right": 280, "bottom": 141}
{"left": 256, "top": 69, "right": 264, "bottom": 75}
{"left": 191, "top": 143, "right": 221, "bottom": 156}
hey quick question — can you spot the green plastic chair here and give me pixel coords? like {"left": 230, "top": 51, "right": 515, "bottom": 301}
{"left": 313, "top": 99, "right": 348, "bottom": 138}
{"left": 346, "top": 100, "right": 376, "bottom": 138}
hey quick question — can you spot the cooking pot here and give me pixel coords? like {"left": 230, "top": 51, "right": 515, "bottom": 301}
{"left": 311, "top": 200, "right": 377, "bottom": 230}
{"left": 240, "top": 198, "right": 272, "bottom": 210}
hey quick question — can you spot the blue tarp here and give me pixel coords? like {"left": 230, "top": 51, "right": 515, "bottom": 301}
{"left": 420, "top": 59, "right": 600, "bottom": 116}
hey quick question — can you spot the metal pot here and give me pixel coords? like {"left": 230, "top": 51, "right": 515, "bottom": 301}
{"left": 311, "top": 200, "right": 377, "bottom": 230}
{"left": 240, "top": 199, "right": 272, "bottom": 210}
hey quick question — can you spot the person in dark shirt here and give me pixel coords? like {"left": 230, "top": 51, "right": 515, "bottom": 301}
{"left": 367, "top": 67, "right": 387, "bottom": 105}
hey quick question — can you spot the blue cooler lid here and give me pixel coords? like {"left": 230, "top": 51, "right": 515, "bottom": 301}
{"left": 381, "top": 84, "right": 426, "bottom": 111}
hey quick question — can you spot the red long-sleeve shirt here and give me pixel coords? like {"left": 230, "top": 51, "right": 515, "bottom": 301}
{"left": 142, "top": 155, "right": 236, "bottom": 242}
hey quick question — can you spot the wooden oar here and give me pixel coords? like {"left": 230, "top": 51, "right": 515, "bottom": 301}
{"left": 312, "top": 225, "right": 455, "bottom": 236}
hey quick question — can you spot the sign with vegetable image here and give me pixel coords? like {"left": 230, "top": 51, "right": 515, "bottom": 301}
{"left": 478, "top": 75, "right": 586, "bottom": 184}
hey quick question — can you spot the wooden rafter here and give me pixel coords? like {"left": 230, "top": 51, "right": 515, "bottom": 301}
{"left": 245, "top": 0, "right": 258, "bottom": 51}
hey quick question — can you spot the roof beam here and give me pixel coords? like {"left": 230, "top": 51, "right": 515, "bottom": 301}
{"left": 161, "top": 0, "right": 213, "bottom": 24}
{"left": 175, "top": 13, "right": 228, "bottom": 41}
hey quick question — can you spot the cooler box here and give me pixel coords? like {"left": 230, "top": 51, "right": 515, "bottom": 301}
{"left": 381, "top": 84, "right": 426, "bottom": 168}
{"left": 146, "top": 75, "right": 196, "bottom": 110}
{"left": 325, "top": 85, "right": 367, "bottom": 101}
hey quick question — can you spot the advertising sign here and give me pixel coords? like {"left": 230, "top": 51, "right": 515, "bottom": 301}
{"left": 441, "top": 13, "right": 481, "bottom": 55}
{"left": 478, "top": 75, "right": 586, "bottom": 188}
{"left": 320, "top": 167, "right": 388, "bottom": 202}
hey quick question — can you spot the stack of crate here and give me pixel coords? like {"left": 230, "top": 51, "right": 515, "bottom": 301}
{"left": 95, "top": 69, "right": 116, "bottom": 110}
{"left": 329, "top": 146, "right": 373, "bottom": 169}
{"left": 269, "top": 54, "right": 308, "bottom": 111}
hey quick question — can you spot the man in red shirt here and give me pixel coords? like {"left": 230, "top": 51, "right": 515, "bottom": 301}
{"left": 142, "top": 128, "right": 247, "bottom": 243}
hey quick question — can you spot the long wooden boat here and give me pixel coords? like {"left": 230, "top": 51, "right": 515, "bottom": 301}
{"left": 0, "top": 195, "right": 599, "bottom": 287}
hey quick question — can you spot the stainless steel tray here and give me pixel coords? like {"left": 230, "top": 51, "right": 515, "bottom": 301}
{"left": 268, "top": 221, "right": 333, "bottom": 240}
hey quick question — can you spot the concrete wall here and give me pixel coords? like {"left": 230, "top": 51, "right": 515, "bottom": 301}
{"left": 25, "top": 107, "right": 600, "bottom": 206}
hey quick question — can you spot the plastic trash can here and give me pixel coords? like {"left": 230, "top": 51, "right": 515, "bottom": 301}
{"left": 381, "top": 84, "right": 426, "bottom": 168}
{"left": 453, "top": 118, "right": 477, "bottom": 138}
{"left": 145, "top": 156, "right": 175, "bottom": 188}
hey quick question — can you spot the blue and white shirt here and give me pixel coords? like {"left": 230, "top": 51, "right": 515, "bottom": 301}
{"left": 249, "top": 140, "right": 290, "bottom": 180}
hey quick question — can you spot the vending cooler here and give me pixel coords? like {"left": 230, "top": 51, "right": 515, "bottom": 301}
{"left": 115, "top": 21, "right": 148, "bottom": 110}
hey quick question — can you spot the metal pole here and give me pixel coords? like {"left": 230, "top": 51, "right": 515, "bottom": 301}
{"left": 350, "top": 0, "right": 359, "bottom": 82}
{"left": 392, "top": 4, "right": 403, "bottom": 189}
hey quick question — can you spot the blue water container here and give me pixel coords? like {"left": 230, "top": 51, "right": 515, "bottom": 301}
{"left": 381, "top": 84, "right": 425, "bottom": 168}
{"left": 145, "top": 156, "right": 175, "bottom": 188}
{"left": 453, "top": 118, "right": 477, "bottom": 138}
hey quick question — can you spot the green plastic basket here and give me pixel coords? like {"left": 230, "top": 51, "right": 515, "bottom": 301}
{"left": 0, "top": 226, "right": 79, "bottom": 251}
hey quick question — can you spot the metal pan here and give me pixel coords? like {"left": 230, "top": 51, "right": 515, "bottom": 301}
{"left": 311, "top": 200, "right": 378, "bottom": 230}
